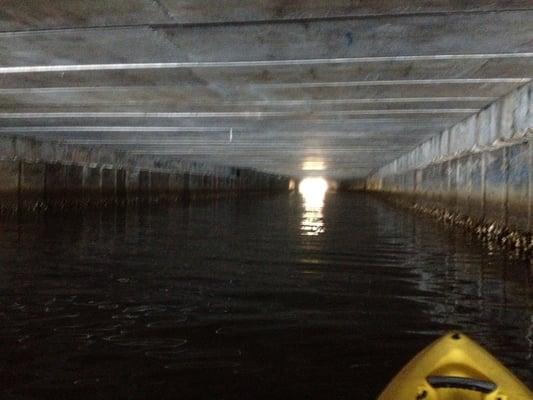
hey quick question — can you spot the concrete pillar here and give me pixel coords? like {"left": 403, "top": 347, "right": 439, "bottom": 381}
{"left": 484, "top": 148, "right": 507, "bottom": 226}
{"left": 202, "top": 174, "right": 208, "bottom": 191}
{"left": 507, "top": 142, "right": 530, "bottom": 231}
{"left": 529, "top": 140, "right": 533, "bottom": 231}
{"left": 469, "top": 153, "right": 484, "bottom": 221}
{"left": 125, "top": 169, "right": 140, "bottom": 198}
{"left": 83, "top": 166, "right": 102, "bottom": 202}
{"left": 101, "top": 168, "right": 117, "bottom": 200}
{"left": 44, "top": 163, "right": 66, "bottom": 202}
{"left": 151, "top": 172, "right": 170, "bottom": 196}
{"left": 116, "top": 169, "right": 127, "bottom": 199}
{"left": 183, "top": 173, "right": 190, "bottom": 194}
{"left": 65, "top": 164, "right": 84, "bottom": 198}
{"left": 169, "top": 172, "right": 185, "bottom": 198}
{"left": 20, "top": 161, "right": 45, "bottom": 208}
{"left": 190, "top": 174, "right": 202, "bottom": 192}
{"left": 139, "top": 170, "right": 151, "bottom": 198}
{"left": 447, "top": 159, "right": 458, "bottom": 213}
{"left": 456, "top": 156, "right": 471, "bottom": 216}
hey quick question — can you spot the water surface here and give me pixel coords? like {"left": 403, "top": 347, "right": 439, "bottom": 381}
{"left": 0, "top": 193, "right": 531, "bottom": 399}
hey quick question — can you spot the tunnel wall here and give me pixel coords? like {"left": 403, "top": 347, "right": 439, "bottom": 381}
{"left": 0, "top": 134, "right": 290, "bottom": 213}
{"left": 365, "top": 82, "right": 532, "bottom": 233}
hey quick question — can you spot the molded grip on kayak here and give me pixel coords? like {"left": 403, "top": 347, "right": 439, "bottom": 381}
{"left": 427, "top": 375, "right": 497, "bottom": 393}
{"left": 377, "top": 333, "right": 533, "bottom": 400}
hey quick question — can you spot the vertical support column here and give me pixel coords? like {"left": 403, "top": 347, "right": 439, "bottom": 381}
{"left": 183, "top": 172, "right": 190, "bottom": 196}
{"left": 44, "top": 163, "right": 66, "bottom": 204}
{"left": 17, "top": 160, "right": 21, "bottom": 205}
{"left": 411, "top": 170, "right": 417, "bottom": 202}
{"left": 151, "top": 172, "right": 170, "bottom": 198}
{"left": 139, "top": 170, "right": 151, "bottom": 199}
{"left": 447, "top": 159, "right": 458, "bottom": 213}
{"left": 469, "top": 153, "right": 484, "bottom": 221}
{"left": 20, "top": 161, "right": 45, "bottom": 209}
{"left": 456, "top": 155, "right": 471, "bottom": 216}
{"left": 502, "top": 146, "right": 509, "bottom": 226}
{"left": 150, "top": 172, "right": 158, "bottom": 197}
{"left": 116, "top": 169, "right": 126, "bottom": 200}
{"left": 506, "top": 141, "right": 531, "bottom": 231}
{"left": 484, "top": 148, "right": 507, "bottom": 226}
{"left": 101, "top": 167, "right": 117, "bottom": 201}
{"left": 480, "top": 151, "right": 486, "bottom": 220}
{"left": 83, "top": 165, "right": 101, "bottom": 204}
{"left": 125, "top": 169, "right": 139, "bottom": 200}
{"left": 529, "top": 139, "right": 532, "bottom": 231}
{"left": 169, "top": 172, "right": 185, "bottom": 198}
{"left": 65, "top": 164, "right": 84, "bottom": 200}
{"left": 0, "top": 160, "right": 20, "bottom": 211}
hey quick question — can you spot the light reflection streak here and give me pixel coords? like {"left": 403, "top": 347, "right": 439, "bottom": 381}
{"left": 299, "top": 178, "right": 328, "bottom": 236}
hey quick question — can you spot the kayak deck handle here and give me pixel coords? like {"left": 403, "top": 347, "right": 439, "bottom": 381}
{"left": 426, "top": 376, "right": 497, "bottom": 393}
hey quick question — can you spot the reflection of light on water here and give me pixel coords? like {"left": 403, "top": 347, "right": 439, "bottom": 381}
{"left": 299, "top": 177, "right": 328, "bottom": 236}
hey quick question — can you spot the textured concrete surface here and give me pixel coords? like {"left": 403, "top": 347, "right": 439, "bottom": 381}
{"left": 366, "top": 82, "right": 532, "bottom": 232}
{"left": 0, "top": 2, "right": 531, "bottom": 179}
{"left": 83, "top": 166, "right": 102, "bottom": 201}
{"left": 1, "top": 1, "right": 532, "bottom": 29}
{"left": 0, "top": 134, "right": 289, "bottom": 212}
{"left": 20, "top": 161, "right": 45, "bottom": 200}
{"left": 66, "top": 164, "right": 84, "bottom": 197}
{"left": 0, "top": 160, "right": 20, "bottom": 209}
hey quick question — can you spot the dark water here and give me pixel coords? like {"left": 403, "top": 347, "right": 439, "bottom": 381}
{"left": 0, "top": 192, "right": 531, "bottom": 400}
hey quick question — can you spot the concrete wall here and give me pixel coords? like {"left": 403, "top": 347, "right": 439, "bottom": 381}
{"left": 0, "top": 135, "right": 290, "bottom": 212}
{"left": 365, "top": 82, "right": 532, "bottom": 233}
{"left": 337, "top": 178, "right": 367, "bottom": 191}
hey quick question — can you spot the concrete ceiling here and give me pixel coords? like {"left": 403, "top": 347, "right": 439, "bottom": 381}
{"left": 0, "top": 1, "right": 532, "bottom": 179}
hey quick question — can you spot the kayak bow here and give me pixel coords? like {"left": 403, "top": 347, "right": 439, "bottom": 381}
{"left": 378, "top": 332, "right": 532, "bottom": 400}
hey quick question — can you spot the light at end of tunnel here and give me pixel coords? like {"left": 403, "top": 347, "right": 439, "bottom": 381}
{"left": 299, "top": 178, "right": 329, "bottom": 208}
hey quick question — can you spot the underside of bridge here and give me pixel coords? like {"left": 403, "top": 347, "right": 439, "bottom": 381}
{"left": 1, "top": 5, "right": 533, "bottom": 397}
{"left": 0, "top": 2, "right": 531, "bottom": 232}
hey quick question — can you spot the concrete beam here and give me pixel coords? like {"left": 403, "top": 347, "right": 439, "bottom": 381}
{"left": 0, "top": 0, "right": 171, "bottom": 31}
{"left": 158, "top": 0, "right": 533, "bottom": 24}
{"left": 1, "top": 1, "right": 532, "bottom": 30}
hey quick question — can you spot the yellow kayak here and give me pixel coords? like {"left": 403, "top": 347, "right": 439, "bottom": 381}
{"left": 378, "top": 332, "right": 532, "bottom": 400}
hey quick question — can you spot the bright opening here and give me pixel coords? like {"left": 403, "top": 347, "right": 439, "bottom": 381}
{"left": 299, "top": 177, "right": 329, "bottom": 204}
{"left": 298, "top": 177, "right": 329, "bottom": 236}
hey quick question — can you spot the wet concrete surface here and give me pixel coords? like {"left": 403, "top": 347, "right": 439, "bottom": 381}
{"left": 0, "top": 192, "right": 531, "bottom": 399}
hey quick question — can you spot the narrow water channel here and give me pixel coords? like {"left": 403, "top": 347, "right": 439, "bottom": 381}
{"left": 0, "top": 192, "right": 531, "bottom": 399}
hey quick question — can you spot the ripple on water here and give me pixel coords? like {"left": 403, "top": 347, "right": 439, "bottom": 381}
{"left": 160, "top": 348, "right": 243, "bottom": 371}
{"left": 164, "top": 360, "right": 241, "bottom": 371}
{"left": 122, "top": 304, "right": 168, "bottom": 314}
{"left": 144, "top": 348, "right": 188, "bottom": 360}
{"left": 53, "top": 323, "right": 122, "bottom": 333}
{"left": 215, "top": 321, "right": 302, "bottom": 336}
{"left": 146, "top": 317, "right": 188, "bottom": 328}
{"left": 103, "top": 335, "right": 188, "bottom": 349}
{"left": 97, "top": 303, "right": 119, "bottom": 310}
